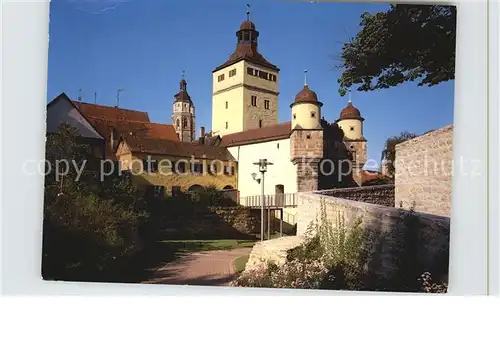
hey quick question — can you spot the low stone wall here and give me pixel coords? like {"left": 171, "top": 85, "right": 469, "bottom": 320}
{"left": 318, "top": 184, "right": 395, "bottom": 207}
{"left": 158, "top": 206, "right": 261, "bottom": 239}
{"left": 207, "top": 207, "right": 260, "bottom": 235}
{"left": 296, "top": 192, "right": 450, "bottom": 280}
{"left": 245, "top": 236, "right": 306, "bottom": 272}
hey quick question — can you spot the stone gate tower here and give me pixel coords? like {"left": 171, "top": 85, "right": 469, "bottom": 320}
{"left": 336, "top": 101, "right": 367, "bottom": 186}
{"left": 172, "top": 77, "right": 195, "bottom": 142}
{"left": 290, "top": 80, "right": 324, "bottom": 192}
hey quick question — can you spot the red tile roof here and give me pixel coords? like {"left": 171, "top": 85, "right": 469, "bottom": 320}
{"left": 338, "top": 101, "right": 363, "bottom": 120}
{"left": 85, "top": 117, "right": 177, "bottom": 141}
{"left": 122, "top": 137, "right": 235, "bottom": 161}
{"left": 73, "top": 101, "right": 150, "bottom": 122}
{"left": 68, "top": 99, "right": 177, "bottom": 158}
{"left": 220, "top": 122, "right": 291, "bottom": 147}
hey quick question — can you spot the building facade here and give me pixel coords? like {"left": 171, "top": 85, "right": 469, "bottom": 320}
{"left": 115, "top": 137, "right": 237, "bottom": 196}
{"left": 46, "top": 11, "right": 377, "bottom": 206}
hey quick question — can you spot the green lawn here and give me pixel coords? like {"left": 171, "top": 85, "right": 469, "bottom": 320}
{"left": 233, "top": 255, "right": 250, "bottom": 273}
{"left": 157, "top": 239, "right": 256, "bottom": 253}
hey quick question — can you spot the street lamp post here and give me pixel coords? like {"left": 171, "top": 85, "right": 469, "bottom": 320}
{"left": 253, "top": 159, "right": 273, "bottom": 241}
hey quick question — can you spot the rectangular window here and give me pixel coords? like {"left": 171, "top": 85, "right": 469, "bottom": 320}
{"left": 143, "top": 159, "right": 158, "bottom": 173}
{"left": 225, "top": 121, "right": 228, "bottom": 129}
{"left": 251, "top": 95, "right": 257, "bottom": 107}
{"left": 217, "top": 74, "right": 225, "bottom": 82}
{"left": 259, "top": 120, "right": 263, "bottom": 128}
{"left": 247, "top": 67, "right": 254, "bottom": 75}
{"left": 192, "top": 163, "right": 204, "bottom": 174}
{"left": 224, "top": 165, "right": 234, "bottom": 175}
{"left": 264, "top": 100, "right": 270, "bottom": 110}
{"left": 209, "top": 163, "right": 218, "bottom": 175}
{"left": 174, "top": 161, "right": 186, "bottom": 174}
{"left": 229, "top": 69, "right": 237, "bottom": 77}
{"left": 225, "top": 101, "right": 228, "bottom": 109}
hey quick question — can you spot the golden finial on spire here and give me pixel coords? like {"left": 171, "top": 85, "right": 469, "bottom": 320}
{"left": 304, "top": 69, "right": 308, "bottom": 86}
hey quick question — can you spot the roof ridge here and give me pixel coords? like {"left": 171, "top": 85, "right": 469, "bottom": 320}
{"left": 72, "top": 100, "right": 148, "bottom": 114}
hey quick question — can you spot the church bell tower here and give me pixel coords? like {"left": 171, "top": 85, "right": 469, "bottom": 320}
{"left": 172, "top": 75, "right": 195, "bottom": 142}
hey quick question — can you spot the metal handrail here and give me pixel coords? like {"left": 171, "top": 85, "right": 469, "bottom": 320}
{"left": 242, "top": 193, "right": 297, "bottom": 208}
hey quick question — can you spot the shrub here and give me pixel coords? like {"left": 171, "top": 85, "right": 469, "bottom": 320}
{"left": 233, "top": 199, "right": 447, "bottom": 292}
{"left": 232, "top": 259, "right": 329, "bottom": 289}
{"left": 418, "top": 272, "right": 448, "bottom": 293}
{"left": 42, "top": 124, "right": 147, "bottom": 281}
{"left": 234, "top": 199, "right": 366, "bottom": 290}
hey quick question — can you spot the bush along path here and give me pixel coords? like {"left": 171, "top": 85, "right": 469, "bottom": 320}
{"left": 143, "top": 246, "right": 252, "bottom": 286}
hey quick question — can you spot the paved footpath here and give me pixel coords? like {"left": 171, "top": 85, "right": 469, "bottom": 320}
{"left": 143, "top": 247, "right": 252, "bottom": 287}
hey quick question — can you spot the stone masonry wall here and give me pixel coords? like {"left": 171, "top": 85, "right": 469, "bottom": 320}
{"left": 318, "top": 184, "right": 395, "bottom": 207}
{"left": 207, "top": 207, "right": 261, "bottom": 235}
{"left": 160, "top": 206, "right": 260, "bottom": 239}
{"left": 291, "top": 129, "right": 324, "bottom": 192}
{"left": 296, "top": 192, "right": 450, "bottom": 280}
{"left": 395, "top": 125, "right": 453, "bottom": 217}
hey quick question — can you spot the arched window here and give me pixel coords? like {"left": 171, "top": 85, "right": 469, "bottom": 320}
{"left": 188, "top": 184, "right": 203, "bottom": 192}
{"left": 183, "top": 117, "right": 188, "bottom": 128}
{"left": 176, "top": 119, "right": 180, "bottom": 128}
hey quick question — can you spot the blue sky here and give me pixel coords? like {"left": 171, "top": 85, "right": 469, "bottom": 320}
{"left": 47, "top": 0, "right": 455, "bottom": 166}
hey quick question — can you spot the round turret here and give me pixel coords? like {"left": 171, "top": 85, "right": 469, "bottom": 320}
{"left": 290, "top": 84, "right": 323, "bottom": 130}
{"left": 336, "top": 101, "right": 364, "bottom": 140}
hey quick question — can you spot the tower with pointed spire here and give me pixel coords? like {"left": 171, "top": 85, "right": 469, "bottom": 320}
{"left": 172, "top": 73, "right": 195, "bottom": 142}
{"left": 211, "top": 5, "right": 280, "bottom": 136}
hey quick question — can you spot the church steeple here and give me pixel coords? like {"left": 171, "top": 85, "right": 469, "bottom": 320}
{"left": 172, "top": 73, "right": 195, "bottom": 142}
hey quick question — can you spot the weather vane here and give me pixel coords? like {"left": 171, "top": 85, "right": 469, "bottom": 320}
{"left": 246, "top": 4, "right": 250, "bottom": 20}
{"left": 304, "top": 69, "right": 308, "bottom": 86}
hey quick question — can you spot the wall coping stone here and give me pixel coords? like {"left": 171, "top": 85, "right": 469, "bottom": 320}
{"left": 298, "top": 192, "right": 450, "bottom": 223}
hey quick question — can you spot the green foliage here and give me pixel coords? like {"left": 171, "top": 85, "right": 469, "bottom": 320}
{"left": 381, "top": 131, "right": 418, "bottom": 178}
{"left": 418, "top": 272, "right": 448, "bottom": 293}
{"left": 42, "top": 123, "right": 147, "bottom": 281}
{"left": 337, "top": 5, "right": 456, "bottom": 96}
{"left": 234, "top": 200, "right": 448, "bottom": 292}
{"left": 233, "top": 255, "right": 250, "bottom": 274}
{"left": 232, "top": 259, "right": 329, "bottom": 289}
